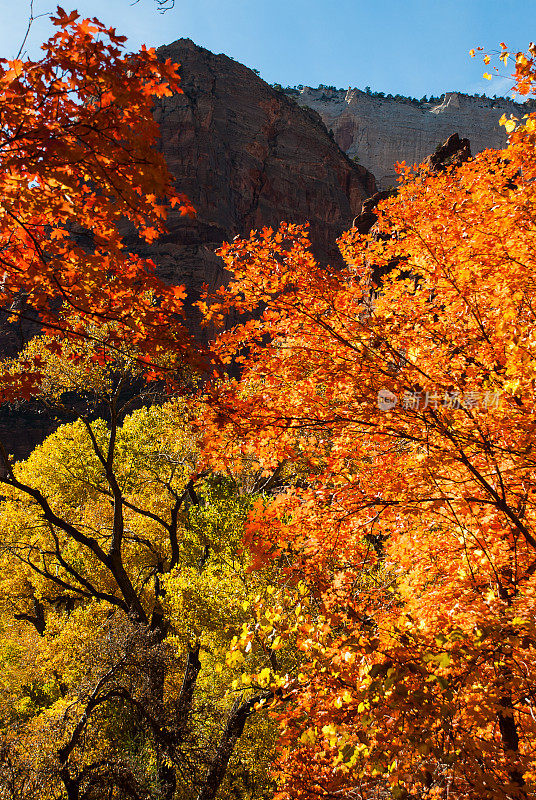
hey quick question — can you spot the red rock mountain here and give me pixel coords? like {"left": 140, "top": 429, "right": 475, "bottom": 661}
{"left": 126, "top": 38, "right": 376, "bottom": 326}
{"left": 0, "top": 38, "right": 376, "bottom": 458}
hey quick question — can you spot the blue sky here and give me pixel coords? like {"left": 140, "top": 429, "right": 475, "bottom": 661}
{"left": 0, "top": 0, "right": 532, "bottom": 98}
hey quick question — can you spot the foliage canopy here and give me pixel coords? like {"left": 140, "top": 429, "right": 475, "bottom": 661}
{"left": 200, "top": 43, "right": 536, "bottom": 800}
{"left": 3, "top": 13, "right": 536, "bottom": 800}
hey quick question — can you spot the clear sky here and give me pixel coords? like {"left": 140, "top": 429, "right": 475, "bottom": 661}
{"left": 0, "top": 0, "right": 532, "bottom": 99}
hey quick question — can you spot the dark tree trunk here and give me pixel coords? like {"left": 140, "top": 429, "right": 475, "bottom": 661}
{"left": 175, "top": 645, "right": 201, "bottom": 737}
{"left": 60, "top": 769, "right": 79, "bottom": 800}
{"left": 498, "top": 693, "right": 526, "bottom": 796}
{"left": 196, "top": 694, "right": 265, "bottom": 800}
{"left": 158, "top": 761, "right": 177, "bottom": 800}
{"left": 14, "top": 596, "right": 46, "bottom": 634}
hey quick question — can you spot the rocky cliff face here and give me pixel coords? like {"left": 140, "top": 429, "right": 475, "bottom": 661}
{"left": 0, "top": 40, "right": 377, "bottom": 460}
{"left": 295, "top": 88, "right": 523, "bottom": 189}
{"left": 127, "top": 39, "right": 376, "bottom": 335}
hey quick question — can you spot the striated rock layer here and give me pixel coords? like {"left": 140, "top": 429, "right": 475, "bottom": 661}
{"left": 127, "top": 39, "right": 376, "bottom": 335}
{"left": 295, "top": 87, "right": 524, "bottom": 189}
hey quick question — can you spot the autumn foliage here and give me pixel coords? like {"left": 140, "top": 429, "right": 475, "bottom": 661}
{"left": 0, "top": 11, "right": 278, "bottom": 800}
{"left": 0, "top": 7, "right": 203, "bottom": 400}
{"left": 200, "top": 45, "right": 536, "bottom": 800}
{"left": 3, "top": 12, "right": 536, "bottom": 800}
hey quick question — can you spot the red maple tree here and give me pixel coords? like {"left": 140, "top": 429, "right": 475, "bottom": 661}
{"left": 201, "top": 44, "right": 536, "bottom": 800}
{"left": 0, "top": 6, "right": 204, "bottom": 401}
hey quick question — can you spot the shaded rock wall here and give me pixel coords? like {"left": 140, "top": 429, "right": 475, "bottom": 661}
{"left": 0, "top": 39, "right": 377, "bottom": 460}
{"left": 125, "top": 39, "right": 376, "bottom": 334}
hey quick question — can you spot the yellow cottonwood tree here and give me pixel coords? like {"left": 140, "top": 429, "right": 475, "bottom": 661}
{"left": 0, "top": 338, "right": 281, "bottom": 800}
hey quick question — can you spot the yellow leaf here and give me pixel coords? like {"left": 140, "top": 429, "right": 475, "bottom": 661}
{"left": 483, "top": 72, "right": 492, "bottom": 80}
{"left": 300, "top": 728, "right": 316, "bottom": 744}
{"left": 257, "top": 666, "right": 271, "bottom": 687}
{"left": 322, "top": 723, "right": 337, "bottom": 737}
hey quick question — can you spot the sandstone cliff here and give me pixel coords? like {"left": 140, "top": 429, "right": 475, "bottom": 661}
{"left": 126, "top": 39, "right": 376, "bottom": 334}
{"left": 0, "top": 39, "right": 377, "bottom": 459}
{"left": 295, "top": 87, "right": 524, "bottom": 189}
